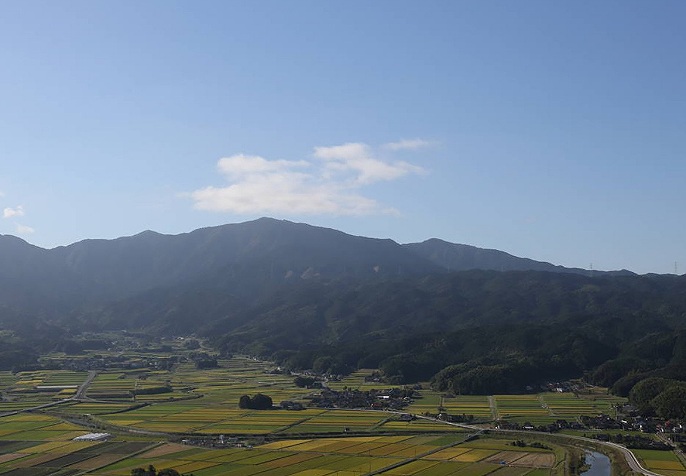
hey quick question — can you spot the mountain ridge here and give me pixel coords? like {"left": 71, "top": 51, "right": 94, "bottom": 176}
{"left": 2, "top": 217, "right": 634, "bottom": 278}
{"left": 404, "top": 237, "right": 635, "bottom": 276}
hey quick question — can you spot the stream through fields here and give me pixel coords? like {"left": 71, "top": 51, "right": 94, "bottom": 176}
{"left": 582, "top": 451, "right": 611, "bottom": 476}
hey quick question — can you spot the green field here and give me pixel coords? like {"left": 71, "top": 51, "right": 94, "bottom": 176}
{"left": 0, "top": 407, "right": 589, "bottom": 473}
{"left": 0, "top": 425, "right": 562, "bottom": 476}
{"left": 0, "top": 349, "right": 669, "bottom": 476}
{"left": 633, "top": 448, "right": 686, "bottom": 475}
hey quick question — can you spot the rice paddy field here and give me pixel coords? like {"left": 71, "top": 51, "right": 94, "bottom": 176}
{"left": 491, "top": 392, "right": 626, "bottom": 425}
{"left": 0, "top": 415, "right": 564, "bottom": 476}
{"left": 0, "top": 370, "right": 89, "bottom": 412}
{"left": 95, "top": 404, "right": 454, "bottom": 436}
{"left": 171, "top": 359, "right": 310, "bottom": 405}
{"left": 0, "top": 351, "right": 672, "bottom": 476}
{"left": 0, "top": 412, "right": 155, "bottom": 475}
{"left": 539, "top": 393, "right": 625, "bottom": 422}
{"left": 492, "top": 396, "right": 551, "bottom": 424}
{"left": 0, "top": 406, "right": 588, "bottom": 473}
{"left": 406, "top": 394, "right": 494, "bottom": 421}
{"left": 326, "top": 369, "right": 385, "bottom": 392}
{"left": 104, "top": 434, "right": 560, "bottom": 475}
{"left": 633, "top": 449, "right": 686, "bottom": 476}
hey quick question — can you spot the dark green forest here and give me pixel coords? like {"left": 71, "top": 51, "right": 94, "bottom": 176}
{"left": 4, "top": 269, "right": 686, "bottom": 403}
{"left": 203, "top": 271, "right": 686, "bottom": 394}
{"left": 2, "top": 219, "right": 686, "bottom": 404}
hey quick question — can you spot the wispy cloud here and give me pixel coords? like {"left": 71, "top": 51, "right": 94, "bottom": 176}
{"left": 190, "top": 140, "right": 428, "bottom": 216}
{"left": 3, "top": 205, "right": 25, "bottom": 219}
{"left": 15, "top": 224, "right": 34, "bottom": 235}
{"left": 217, "top": 154, "right": 309, "bottom": 176}
{"left": 313, "top": 142, "right": 425, "bottom": 185}
{"left": 382, "top": 138, "right": 435, "bottom": 151}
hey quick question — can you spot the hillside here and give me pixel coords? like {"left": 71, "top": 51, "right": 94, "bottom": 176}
{"left": 1, "top": 218, "right": 684, "bottom": 394}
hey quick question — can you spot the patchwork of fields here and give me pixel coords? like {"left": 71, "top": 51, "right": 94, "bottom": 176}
{"left": 0, "top": 354, "right": 683, "bottom": 475}
{"left": 0, "top": 370, "right": 88, "bottom": 412}
{"left": 0, "top": 415, "right": 560, "bottom": 476}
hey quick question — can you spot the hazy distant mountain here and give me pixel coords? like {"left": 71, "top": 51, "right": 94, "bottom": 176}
{"left": 0, "top": 217, "right": 635, "bottom": 312}
{"left": 3, "top": 218, "right": 629, "bottom": 290}
{"left": 0, "top": 234, "right": 82, "bottom": 311}
{"left": 404, "top": 238, "right": 635, "bottom": 276}
{"left": 0, "top": 216, "right": 640, "bottom": 333}
{"left": 48, "top": 217, "right": 440, "bottom": 300}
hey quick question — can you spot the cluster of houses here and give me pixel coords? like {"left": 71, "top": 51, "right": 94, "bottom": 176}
{"left": 279, "top": 400, "right": 305, "bottom": 410}
{"left": 580, "top": 413, "right": 686, "bottom": 435}
{"left": 305, "top": 387, "right": 419, "bottom": 410}
{"left": 42, "top": 354, "right": 178, "bottom": 372}
{"left": 591, "top": 432, "right": 672, "bottom": 449}
{"left": 494, "top": 413, "right": 683, "bottom": 451}
{"left": 495, "top": 419, "right": 584, "bottom": 433}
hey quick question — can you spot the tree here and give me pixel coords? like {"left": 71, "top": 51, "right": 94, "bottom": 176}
{"left": 184, "top": 339, "right": 200, "bottom": 350}
{"left": 131, "top": 465, "right": 157, "bottom": 476}
{"left": 294, "top": 376, "right": 316, "bottom": 387}
{"left": 312, "top": 356, "right": 334, "bottom": 374}
{"left": 157, "top": 470, "right": 181, "bottom": 476}
{"left": 238, "top": 393, "right": 273, "bottom": 410}
{"left": 628, "top": 377, "right": 674, "bottom": 414}
{"left": 251, "top": 393, "right": 273, "bottom": 410}
{"left": 131, "top": 467, "right": 190, "bottom": 476}
{"left": 652, "top": 384, "right": 686, "bottom": 419}
{"left": 238, "top": 395, "right": 251, "bottom": 409}
{"left": 195, "top": 357, "right": 218, "bottom": 369}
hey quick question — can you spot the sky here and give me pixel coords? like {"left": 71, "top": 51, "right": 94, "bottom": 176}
{"left": 1, "top": 1, "right": 684, "bottom": 274}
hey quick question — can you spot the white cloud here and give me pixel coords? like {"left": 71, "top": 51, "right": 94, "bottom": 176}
{"left": 313, "top": 143, "right": 371, "bottom": 161}
{"left": 3, "top": 205, "right": 25, "bottom": 219}
{"left": 217, "top": 154, "right": 309, "bottom": 177}
{"left": 383, "top": 138, "right": 435, "bottom": 151}
{"left": 313, "top": 142, "right": 426, "bottom": 185}
{"left": 190, "top": 140, "right": 427, "bottom": 216}
{"left": 15, "top": 224, "right": 34, "bottom": 235}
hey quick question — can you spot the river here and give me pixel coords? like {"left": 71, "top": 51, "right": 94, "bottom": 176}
{"left": 582, "top": 451, "right": 612, "bottom": 476}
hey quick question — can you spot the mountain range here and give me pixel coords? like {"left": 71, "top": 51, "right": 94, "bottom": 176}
{"left": 0, "top": 216, "right": 637, "bottom": 327}
{"left": 1, "top": 217, "right": 684, "bottom": 393}
{"left": 0, "top": 217, "right": 630, "bottom": 302}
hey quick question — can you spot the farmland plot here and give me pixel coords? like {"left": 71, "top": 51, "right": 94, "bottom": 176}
{"left": 633, "top": 449, "right": 686, "bottom": 476}
{"left": 0, "top": 353, "right": 635, "bottom": 476}
{"left": 494, "top": 395, "right": 552, "bottom": 424}
{"left": 87, "top": 435, "right": 559, "bottom": 476}
{"left": 540, "top": 392, "right": 624, "bottom": 420}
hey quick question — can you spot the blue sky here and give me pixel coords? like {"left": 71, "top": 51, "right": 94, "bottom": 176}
{"left": 1, "top": 1, "right": 684, "bottom": 274}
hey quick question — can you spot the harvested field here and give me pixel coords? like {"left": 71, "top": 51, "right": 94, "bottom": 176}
{"left": 512, "top": 453, "right": 555, "bottom": 467}
{"left": 0, "top": 453, "right": 28, "bottom": 464}
{"left": 137, "top": 443, "right": 187, "bottom": 458}
{"left": 483, "top": 451, "right": 528, "bottom": 464}
{"left": 65, "top": 453, "right": 124, "bottom": 470}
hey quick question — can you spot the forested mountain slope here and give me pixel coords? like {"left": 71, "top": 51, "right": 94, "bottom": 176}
{"left": 1, "top": 218, "right": 684, "bottom": 394}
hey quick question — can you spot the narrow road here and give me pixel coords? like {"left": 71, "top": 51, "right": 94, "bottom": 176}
{"left": 602, "top": 440, "right": 663, "bottom": 476}
{"left": 74, "top": 370, "right": 98, "bottom": 400}
{"left": 488, "top": 395, "right": 498, "bottom": 420}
